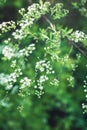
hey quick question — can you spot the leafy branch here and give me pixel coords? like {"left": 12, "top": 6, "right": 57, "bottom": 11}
{"left": 43, "top": 15, "right": 87, "bottom": 59}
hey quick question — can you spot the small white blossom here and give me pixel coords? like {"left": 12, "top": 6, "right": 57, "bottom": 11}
{"left": 11, "top": 60, "right": 17, "bottom": 68}
{"left": 50, "top": 78, "right": 59, "bottom": 86}
{"left": 67, "top": 76, "right": 74, "bottom": 87}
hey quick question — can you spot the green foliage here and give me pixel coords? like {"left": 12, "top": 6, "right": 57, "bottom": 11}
{"left": 0, "top": 0, "right": 87, "bottom": 130}
{"left": 72, "top": 0, "right": 87, "bottom": 17}
{"left": 0, "top": 0, "right": 6, "bottom": 6}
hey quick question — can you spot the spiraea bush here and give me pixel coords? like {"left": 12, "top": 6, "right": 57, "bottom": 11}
{"left": 0, "top": 0, "right": 87, "bottom": 121}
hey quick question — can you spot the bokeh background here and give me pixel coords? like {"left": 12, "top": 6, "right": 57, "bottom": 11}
{"left": 0, "top": 0, "right": 87, "bottom": 130}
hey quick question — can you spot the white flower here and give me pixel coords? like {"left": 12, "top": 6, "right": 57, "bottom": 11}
{"left": 2, "top": 46, "right": 14, "bottom": 59}
{"left": 0, "top": 73, "right": 8, "bottom": 85}
{"left": 20, "top": 77, "right": 31, "bottom": 89}
{"left": 38, "top": 86, "right": 43, "bottom": 90}
{"left": 70, "top": 30, "right": 87, "bottom": 43}
{"left": 6, "top": 84, "right": 13, "bottom": 90}
{"left": 19, "top": 44, "right": 35, "bottom": 57}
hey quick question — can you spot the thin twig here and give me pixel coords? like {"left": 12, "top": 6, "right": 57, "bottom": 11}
{"left": 43, "top": 15, "right": 52, "bottom": 26}
{"left": 67, "top": 39, "right": 87, "bottom": 59}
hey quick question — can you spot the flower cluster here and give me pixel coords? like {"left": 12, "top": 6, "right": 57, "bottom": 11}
{"left": 83, "top": 80, "right": 87, "bottom": 98}
{"left": 50, "top": 78, "right": 59, "bottom": 86}
{"left": 35, "top": 60, "right": 54, "bottom": 74}
{"left": 2, "top": 43, "right": 36, "bottom": 59}
{"left": 18, "top": 77, "right": 32, "bottom": 97}
{"left": 12, "top": 2, "right": 50, "bottom": 40}
{"left": 0, "top": 21, "right": 16, "bottom": 35}
{"left": 70, "top": 30, "right": 87, "bottom": 43}
{"left": 20, "top": 77, "right": 31, "bottom": 89}
{"left": 82, "top": 103, "right": 87, "bottom": 114}
{"left": 81, "top": 79, "right": 87, "bottom": 113}
{"left": 35, "top": 59, "right": 55, "bottom": 97}
{"left": 0, "top": 73, "right": 9, "bottom": 85}
{"left": 4, "top": 38, "right": 11, "bottom": 44}
{"left": 2, "top": 46, "right": 14, "bottom": 60}
{"left": 19, "top": 44, "right": 35, "bottom": 57}
{"left": 67, "top": 76, "right": 75, "bottom": 87}
{"left": 11, "top": 60, "right": 17, "bottom": 68}
{"left": 0, "top": 68, "right": 22, "bottom": 90}
{"left": 34, "top": 75, "right": 48, "bottom": 90}
{"left": 7, "top": 68, "right": 22, "bottom": 90}
{"left": 19, "top": 8, "right": 25, "bottom": 16}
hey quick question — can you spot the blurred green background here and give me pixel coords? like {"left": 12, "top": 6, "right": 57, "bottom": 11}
{"left": 0, "top": 0, "right": 87, "bottom": 130}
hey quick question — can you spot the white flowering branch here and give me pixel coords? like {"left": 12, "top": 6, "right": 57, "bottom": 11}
{"left": 0, "top": 1, "right": 87, "bottom": 112}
